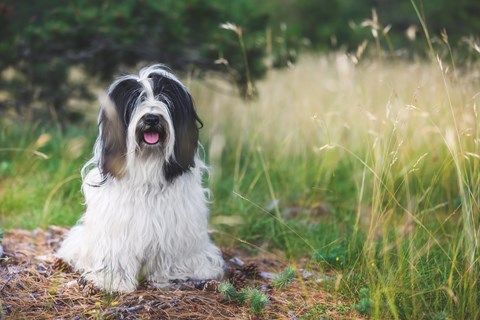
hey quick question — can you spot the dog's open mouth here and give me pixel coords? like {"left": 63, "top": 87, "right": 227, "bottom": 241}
{"left": 143, "top": 131, "right": 160, "bottom": 145}
{"left": 138, "top": 114, "right": 167, "bottom": 147}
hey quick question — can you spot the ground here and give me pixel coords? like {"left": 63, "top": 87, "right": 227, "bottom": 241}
{"left": 0, "top": 227, "right": 361, "bottom": 319}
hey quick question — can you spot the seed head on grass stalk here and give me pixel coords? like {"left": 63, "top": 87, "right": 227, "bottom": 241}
{"left": 360, "top": 8, "right": 395, "bottom": 61}
{"left": 361, "top": 9, "right": 382, "bottom": 60}
{"left": 219, "top": 22, "right": 255, "bottom": 99}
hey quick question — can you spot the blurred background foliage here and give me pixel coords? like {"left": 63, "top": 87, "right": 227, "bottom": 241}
{"left": 0, "top": 0, "right": 479, "bottom": 123}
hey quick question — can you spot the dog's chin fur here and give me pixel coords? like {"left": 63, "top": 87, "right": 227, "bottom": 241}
{"left": 57, "top": 65, "right": 224, "bottom": 293}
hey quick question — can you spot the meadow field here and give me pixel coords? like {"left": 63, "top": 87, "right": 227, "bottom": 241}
{"left": 1, "top": 53, "right": 479, "bottom": 318}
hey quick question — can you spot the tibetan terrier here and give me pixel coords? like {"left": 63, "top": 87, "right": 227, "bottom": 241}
{"left": 58, "top": 65, "right": 224, "bottom": 292}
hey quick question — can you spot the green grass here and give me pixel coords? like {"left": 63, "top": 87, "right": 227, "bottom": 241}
{"left": 1, "top": 53, "right": 479, "bottom": 318}
{"left": 0, "top": 121, "right": 95, "bottom": 228}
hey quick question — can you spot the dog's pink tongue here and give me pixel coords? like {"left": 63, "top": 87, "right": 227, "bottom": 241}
{"left": 144, "top": 132, "right": 160, "bottom": 144}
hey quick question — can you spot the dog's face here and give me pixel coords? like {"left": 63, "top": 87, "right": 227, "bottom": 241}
{"left": 97, "top": 65, "right": 202, "bottom": 182}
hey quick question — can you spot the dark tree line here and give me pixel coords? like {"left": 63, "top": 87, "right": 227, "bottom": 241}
{"left": 0, "top": 1, "right": 272, "bottom": 122}
{"left": 0, "top": 0, "right": 478, "bottom": 123}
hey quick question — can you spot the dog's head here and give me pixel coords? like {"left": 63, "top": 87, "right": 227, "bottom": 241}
{"left": 97, "top": 65, "right": 202, "bottom": 182}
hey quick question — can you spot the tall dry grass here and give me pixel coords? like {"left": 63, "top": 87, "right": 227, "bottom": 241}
{"left": 188, "top": 54, "right": 480, "bottom": 318}
{"left": 193, "top": 54, "right": 478, "bottom": 157}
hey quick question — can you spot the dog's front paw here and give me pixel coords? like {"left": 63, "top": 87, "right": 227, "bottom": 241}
{"left": 190, "top": 264, "right": 224, "bottom": 281}
{"left": 148, "top": 279, "right": 171, "bottom": 290}
{"left": 83, "top": 271, "right": 138, "bottom": 293}
{"left": 187, "top": 249, "right": 225, "bottom": 281}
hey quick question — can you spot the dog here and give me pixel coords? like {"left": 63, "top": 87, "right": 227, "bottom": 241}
{"left": 57, "top": 65, "right": 224, "bottom": 293}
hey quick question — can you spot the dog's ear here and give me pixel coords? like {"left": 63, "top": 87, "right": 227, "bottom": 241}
{"left": 151, "top": 75, "right": 201, "bottom": 181}
{"left": 169, "top": 90, "right": 201, "bottom": 175}
{"left": 98, "top": 95, "right": 127, "bottom": 179}
{"left": 99, "top": 78, "right": 142, "bottom": 179}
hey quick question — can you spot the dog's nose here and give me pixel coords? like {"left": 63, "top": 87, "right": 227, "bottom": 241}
{"left": 143, "top": 114, "right": 160, "bottom": 125}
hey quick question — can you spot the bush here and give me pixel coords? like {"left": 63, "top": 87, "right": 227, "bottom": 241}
{"left": 0, "top": 0, "right": 272, "bottom": 120}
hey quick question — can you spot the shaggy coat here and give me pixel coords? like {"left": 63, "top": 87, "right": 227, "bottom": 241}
{"left": 58, "top": 65, "right": 224, "bottom": 292}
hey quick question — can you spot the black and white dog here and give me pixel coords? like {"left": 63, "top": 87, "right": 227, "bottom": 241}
{"left": 58, "top": 65, "right": 224, "bottom": 292}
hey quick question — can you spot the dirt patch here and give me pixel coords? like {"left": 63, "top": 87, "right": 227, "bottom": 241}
{"left": 0, "top": 227, "right": 360, "bottom": 319}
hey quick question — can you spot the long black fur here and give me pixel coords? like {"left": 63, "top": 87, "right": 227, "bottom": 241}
{"left": 150, "top": 74, "right": 203, "bottom": 181}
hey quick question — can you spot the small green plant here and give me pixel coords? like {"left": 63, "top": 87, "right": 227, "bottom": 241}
{"left": 272, "top": 266, "right": 296, "bottom": 289}
{"left": 218, "top": 282, "right": 269, "bottom": 314}
{"left": 239, "top": 287, "right": 269, "bottom": 314}
{"left": 218, "top": 281, "right": 238, "bottom": 302}
{"left": 351, "top": 288, "right": 372, "bottom": 315}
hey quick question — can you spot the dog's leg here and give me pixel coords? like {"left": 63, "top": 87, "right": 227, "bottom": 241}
{"left": 145, "top": 243, "right": 224, "bottom": 288}
{"left": 144, "top": 258, "right": 174, "bottom": 288}
{"left": 59, "top": 225, "right": 141, "bottom": 293}
{"left": 80, "top": 250, "right": 141, "bottom": 293}
{"left": 165, "top": 243, "right": 225, "bottom": 283}
{"left": 185, "top": 243, "right": 225, "bottom": 281}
